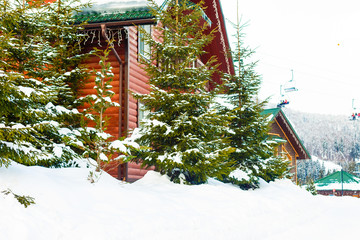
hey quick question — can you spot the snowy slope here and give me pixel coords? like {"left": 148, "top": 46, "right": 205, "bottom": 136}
{"left": 312, "top": 155, "right": 342, "bottom": 172}
{"left": 1, "top": 163, "right": 360, "bottom": 240}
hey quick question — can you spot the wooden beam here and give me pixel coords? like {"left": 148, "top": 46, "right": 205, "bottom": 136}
{"left": 82, "top": 19, "right": 156, "bottom": 29}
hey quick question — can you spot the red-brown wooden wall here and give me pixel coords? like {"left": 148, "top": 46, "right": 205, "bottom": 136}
{"left": 127, "top": 26, "right": 156, "bottom": 182}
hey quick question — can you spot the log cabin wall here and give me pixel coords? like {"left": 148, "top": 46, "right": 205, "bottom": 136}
{"left": 126, "top": 25, "right": 157, "bottom": 182}
{"left": 269, "top": 121, "right": 298, "bottom": 179}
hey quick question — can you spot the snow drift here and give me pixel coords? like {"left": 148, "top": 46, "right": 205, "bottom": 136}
{"left": 1, "top": 163, "right": 360, "bottom": 240}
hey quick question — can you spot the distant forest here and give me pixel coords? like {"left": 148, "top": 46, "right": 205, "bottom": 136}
{"left": 280, "top": 108, "right": 360, "bottom": 173}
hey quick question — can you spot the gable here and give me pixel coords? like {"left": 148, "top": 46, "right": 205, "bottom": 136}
{"left": 192, "top": 0, "right": 235, "bottom": 84}
{"left": 263, "top": 108, "right": 311, "bottom": 160}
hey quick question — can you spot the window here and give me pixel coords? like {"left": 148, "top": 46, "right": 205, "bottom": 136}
{"left": 281, "top": 145, "right": 292, "bottom": 165}
{"left": 138, "top": 24, "right": 151, "bottom": 61}
{"left": 137, "top": 101, "right": 150, "bottom": 127}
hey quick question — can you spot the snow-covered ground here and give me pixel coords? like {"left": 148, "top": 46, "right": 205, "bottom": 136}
{"left": 1, "top": 163, "right": 360, "bottom": 240}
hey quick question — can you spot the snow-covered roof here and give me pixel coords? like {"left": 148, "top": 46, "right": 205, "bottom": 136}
{"left": 81, "top": 0, "right": 166, "bottom": 14}
{"left": 75, "top": 0, "right": 166, "bottom": 24}
{"left": 76, "top": 0, "right": 210, "bottom": 27}
{"left": 76, "top": 0, "right": 211, "bottom": 26}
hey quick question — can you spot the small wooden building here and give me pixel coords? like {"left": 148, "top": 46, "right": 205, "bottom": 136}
{"left": 262, "top": 108, "right": 311, "bottom": 183}
{"left": 315, "top": 170, "right": 360, "bottom": 197}
{"left": 75, "top": 0, "right": 234, "bottom": 181}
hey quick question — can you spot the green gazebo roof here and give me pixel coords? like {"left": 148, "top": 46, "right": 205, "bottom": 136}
{"left": 315, "top": 171, "right": 360, "bottom": 190}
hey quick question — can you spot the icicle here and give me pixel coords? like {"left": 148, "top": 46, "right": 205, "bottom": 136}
{"left": 123, "top": 27, "right": 129, "bottom": 39}
{"left": 91, "top": 30, "right": 96, "bottom": 44}
{"left": 106, "top": 29, "right": 110, "bottom": 41}
{"left": 117, "top": 28, "right": 122, "bottom": 46}
{"left": 98, "top": 30, "right": 102, "bottom": 47}
{"left": 111, "top": 29, "right": 115, "bottom": 42}
{"left": 83, "top": 30, "right": 90, "bottom": 45}
{"left": 77, "top": 30, "right": 86, "bottom": 46}
{"left": 78, "top": 38, "right": 81, "bottom": 51}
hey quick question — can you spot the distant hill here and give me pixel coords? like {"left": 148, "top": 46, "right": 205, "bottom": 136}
{"left": 278, "top": 108, "right": 360, "bottom": 170}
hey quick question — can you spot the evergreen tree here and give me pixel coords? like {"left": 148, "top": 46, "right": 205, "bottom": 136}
{"left": 79, "top": 45, "right": 137, "bottom": 174}
{"left": 0, "top": 0, "right": 89, "bottom": 167}
{"left": 133, "top": 0, "right": 233, "bottom": 184}
{"left": 305, "top": 179, "right": 318, "bottom": 195}
{"left": 1, "top": 188, "right": 35, "bottom": 208}
{"left": 297, "top": 158, "right": 330, "bottom": 184}
{"left": 220, "top": 20, "right": 289, "bottom": 189}
{"left": 344, "top": 160, "right": 356, "bottom": 175}
{"left": 349, "top": 142, "right": 360, "bottom": 160}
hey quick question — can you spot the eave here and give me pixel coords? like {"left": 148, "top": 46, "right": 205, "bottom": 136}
{"left": 81, "top": 18, "right": 156, "bottom": 29}
{"left": 275, "top": 110, "right": 311, "bottom": 160}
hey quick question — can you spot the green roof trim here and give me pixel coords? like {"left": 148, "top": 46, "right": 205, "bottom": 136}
{"left": 261, "top": 108, "right": 281, "bottom": 122}
{"left": 74, "top": 9, "right": 154, "bottom": 24}
{"left": 270, "top": 135, "right": 287, "bottom": 143}
{"left": 261, "top": 108, "right": 311, "bottom": 159}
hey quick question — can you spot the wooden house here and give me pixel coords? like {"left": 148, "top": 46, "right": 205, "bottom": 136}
{"left": 262, "top": 108, "right": 311, "bottom": 183}
{"left": 74, "top": 0, "right": 234, "bottom": 182}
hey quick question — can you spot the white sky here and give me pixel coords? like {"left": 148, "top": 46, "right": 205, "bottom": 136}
{"left": 220, "top": 0, "right": 360, "bottom": 116}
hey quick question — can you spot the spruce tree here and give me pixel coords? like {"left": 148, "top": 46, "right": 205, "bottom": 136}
{"left": 79, "top": 45, "right": 138, "bottom": 174}
{"left": 133, "top": 0, "right": 233, "bottom": 184}
{"left": 220, "top": 20, "right": 289, "bottom": 189}
{"left": 0, "top": 0, "right": 88, "bottom": 167}
{"left": 305, "top": 179, "right": 318, "bottom": 195}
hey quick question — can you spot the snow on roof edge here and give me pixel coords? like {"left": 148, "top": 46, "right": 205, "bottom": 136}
{"left": 80, "top": 0, "right": 166, "bottom": 14}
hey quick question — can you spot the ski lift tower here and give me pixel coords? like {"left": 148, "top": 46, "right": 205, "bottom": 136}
{"left": 277, "top": 69, "right": 298, "bottom": 108}
{"left": 350, "top": 99, "right": 359, "bottom": 120}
